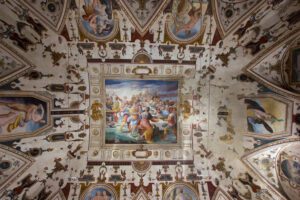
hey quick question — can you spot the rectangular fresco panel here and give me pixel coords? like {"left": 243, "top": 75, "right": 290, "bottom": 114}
{"left": 245, "top": 98, "right": 286, "bottom": 135}
{"left": 0, "top": 96, "right": 48, "bottom": 136}
{"left": 105, "top": 79, "right": 178, "bottom": 144}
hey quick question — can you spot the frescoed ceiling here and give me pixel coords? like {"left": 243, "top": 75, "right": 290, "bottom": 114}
{"left": 0, "top": 0, "right": 299, "bottom": 199}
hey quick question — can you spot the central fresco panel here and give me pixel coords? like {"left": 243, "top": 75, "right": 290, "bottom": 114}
{"left": 105, "top": 79, "right": 178, "bottom": 145}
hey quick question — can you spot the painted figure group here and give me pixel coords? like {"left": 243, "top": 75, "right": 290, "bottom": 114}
{"left": 106, "top": 91, "right": 177, "bottom": 144}
{"left": 82, "top": 0, "right": 114, "bottom": 36}
{"left": 0, "top": 99, "right": 45, "bottom": 134}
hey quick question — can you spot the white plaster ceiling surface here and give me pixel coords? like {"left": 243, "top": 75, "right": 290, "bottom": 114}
{"left": 0, "top": 0, "right": 299, "bottom": 200}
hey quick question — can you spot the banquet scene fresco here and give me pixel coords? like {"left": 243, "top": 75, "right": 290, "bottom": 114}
{"left": 0, "top": 0, "right": 300, "bottom": 200}
{"left": 105, "top": 79, "right": 178, "bottom": 144}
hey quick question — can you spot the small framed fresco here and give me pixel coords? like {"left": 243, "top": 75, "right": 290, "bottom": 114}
{"left": 0, "top": 91, "right": 52, "bottom": 141}
{"left": 104, "top": 79, "right": 179, "bottom": 145}
{"left": 243, "top": 94, "right": 293, "bottom": 139}
{"left": 163, "top": 183, "right": 199, "bottom": 200}
{"left": 77, "top": 0, "right": 119, "bottom": 42}
{"left": 80, "top": 184, "right": 118, "bottom": 200}
{"left": 166, "top": 0, "right": 208, "bottom": 44}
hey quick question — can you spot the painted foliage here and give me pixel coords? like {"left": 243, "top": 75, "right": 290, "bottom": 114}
{"left": 79, "top": 0, "right": 117, "bottom": 41}
{"left": 244, "top": 97, "right": 286, "bottom": 135}
{"left": 105, "top": 79, "right": 178, "bottom": 144}
{"left": 166, "top": 0, "right": 208, "bottom": 43}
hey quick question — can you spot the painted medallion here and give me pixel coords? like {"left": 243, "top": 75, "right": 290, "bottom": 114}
{"left": 166, "top": 0, "right": 208, "bottom": 44}
{"left": 78, "top": 0, "right": 118, "bottom": 41}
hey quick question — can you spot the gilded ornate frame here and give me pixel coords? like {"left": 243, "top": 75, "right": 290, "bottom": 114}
{"left": 88, "top": 61, "right": 196, "bottom": 163}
